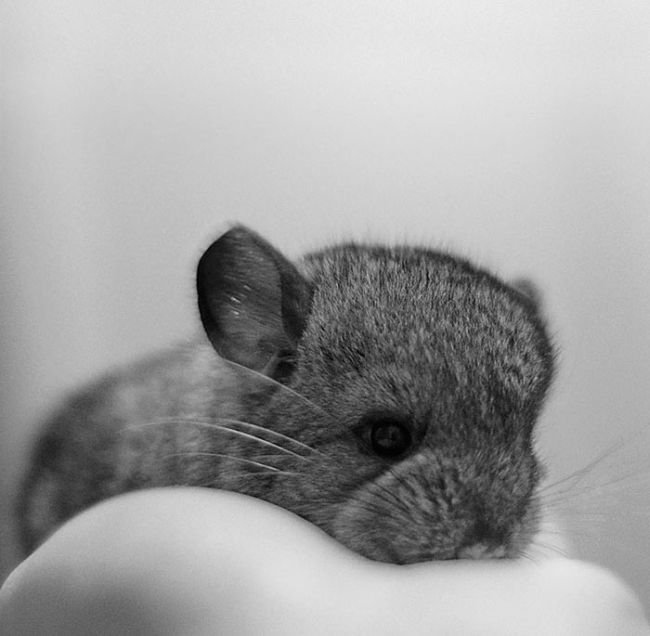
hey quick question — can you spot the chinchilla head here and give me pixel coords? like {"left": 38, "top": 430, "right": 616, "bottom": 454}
{"left": 196, "top": 226, "right": 555, "bottom": 563}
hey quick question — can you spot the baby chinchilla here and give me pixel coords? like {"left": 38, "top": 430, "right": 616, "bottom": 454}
{"left": 18, "top": 226, "right": 554, "bottom": 563}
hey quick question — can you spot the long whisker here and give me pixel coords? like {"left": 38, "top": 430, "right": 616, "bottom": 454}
{"left": 193, "top": 470, "right": 300, "bottom": 488}
{"left": 537, "top": 443, "right": 627, "bottom": 496}
{"left": 162, "top": 451, "right": 289, "bottom": 473}
{"left": 521, "top": 539, "right": 569, "bottom": 561}
{"left": 538, "top": 428, "right": 650, "bottom": 498}
{"left": 543, "top": 466, "right": 650, "bottom": 503}
{"left": 213, "top": 419, "right": 326, "bottom": 457}
{"left": 196, "top": 422, "right": 309, "bottom": 460}
{"left": 123, "top": 416, "right": 325, "bottom": 458}
{"left": 532, "top": 538, "right": 571, "bottom": 557}
{"left": 543, "top": 507, "right": 650, "bottom": 521}
{"left": 228, "top": 452, "right": 309, "bottom": 462}
{"left": 222, "top": 358, "right": 334, "bottom": 420}
{"left": 539, "top": 474, "right": 650, "bottom": 518}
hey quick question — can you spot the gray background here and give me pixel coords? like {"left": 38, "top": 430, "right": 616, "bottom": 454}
{"left": 2, "top": 0, "right": 650, "bottom": 613}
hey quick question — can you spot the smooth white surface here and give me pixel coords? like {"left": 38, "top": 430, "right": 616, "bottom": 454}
{"left": 2, "top": 0, "right": 650, "bottom": 608}
{"left": 1, "top": 488, "right": 648, "bottom": 635}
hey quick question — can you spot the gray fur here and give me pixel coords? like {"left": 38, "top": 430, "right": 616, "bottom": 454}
{"left": 18, "top": 226, "right": 554, "bottom": 563}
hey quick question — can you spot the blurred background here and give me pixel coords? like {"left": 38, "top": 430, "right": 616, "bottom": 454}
{"left": 2, "top": 0, "right": 649, "bottom": 611}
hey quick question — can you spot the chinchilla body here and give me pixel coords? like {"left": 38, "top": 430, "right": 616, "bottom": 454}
{"left": 19, "top": 227, "right": 554, "bottom": 564}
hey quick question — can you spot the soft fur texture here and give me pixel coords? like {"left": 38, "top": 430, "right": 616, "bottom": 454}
{"left": 18, "top": 226, "right": 554, "bottom": 563}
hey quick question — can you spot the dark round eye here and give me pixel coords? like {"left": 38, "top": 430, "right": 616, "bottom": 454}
{"left": 369, "top": 419, "right": 412, "bottom": 458}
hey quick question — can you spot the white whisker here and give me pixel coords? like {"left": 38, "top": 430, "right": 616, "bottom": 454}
{"left": 162, "top": 451, "right": 287, "bottom": 473}
{"left": 222, "top": 358, "right": 334, "bottom": 419}
{"left": 212, "top": 418, "right": 325, "bottom": 457}
{"left": 122, "top": 416, "right": 324, "bottom": 458}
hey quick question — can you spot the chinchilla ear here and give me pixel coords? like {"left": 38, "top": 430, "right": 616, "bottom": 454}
{"left": 510, "top": 278, "right": 543, "bottom": 312}
{"left": 196, "top": 226, "right": 312, "bottom": 380}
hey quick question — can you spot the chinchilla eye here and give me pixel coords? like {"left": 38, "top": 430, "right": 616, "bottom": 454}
{"left": 369, "top": 418, "right": 412, "bottom": 458}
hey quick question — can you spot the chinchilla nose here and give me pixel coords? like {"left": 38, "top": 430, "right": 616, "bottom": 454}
{"left": 455, "top": 516, "right": 509, "bottom": 560}
{"left": 456, "top": 542, "right": 507, "bottom": 559}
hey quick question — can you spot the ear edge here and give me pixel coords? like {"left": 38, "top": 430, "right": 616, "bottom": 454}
{"left": 196, "top": 227, "right": 312, "bottom": 379}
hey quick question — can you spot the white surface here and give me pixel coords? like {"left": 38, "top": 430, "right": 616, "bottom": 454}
{"left": 2, "top": 488, "right": 648, "bottom": 635}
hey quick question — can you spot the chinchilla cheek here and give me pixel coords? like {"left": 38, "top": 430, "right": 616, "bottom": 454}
{"left": 328, "top": 450, "right": 546, "bottom": 564}
{"left": 326, "top": 467, "right": 462, "bottom": 564}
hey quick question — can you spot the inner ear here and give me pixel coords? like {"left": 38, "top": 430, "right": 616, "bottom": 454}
{"left": 196, "top": 226, "right": 312, "bottom": 381}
